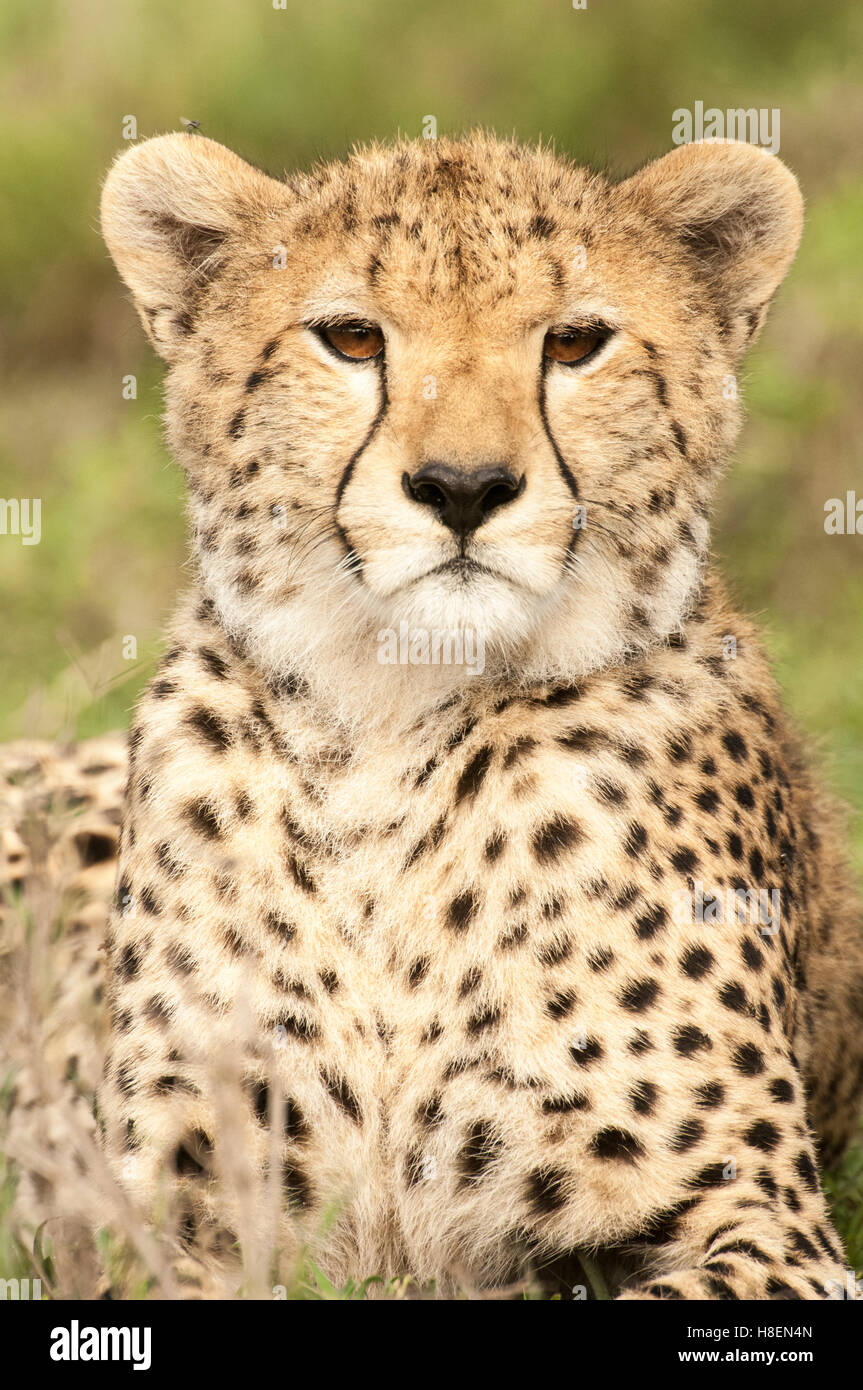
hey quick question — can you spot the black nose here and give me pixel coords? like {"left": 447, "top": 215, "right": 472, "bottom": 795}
{"left": 403, "top": 463, "right": 524, "bottom": 536}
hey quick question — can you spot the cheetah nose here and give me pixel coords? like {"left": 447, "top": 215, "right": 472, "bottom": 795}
{"left": 403, "top": 462, "right": 524, "bottom": 537}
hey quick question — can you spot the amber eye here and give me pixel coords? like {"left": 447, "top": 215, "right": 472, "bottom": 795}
{"left": 543, "top": 327, "right": 607, "bottom": 366}
{"left": 317, "top": 321, "right": 385, "bottom": 361}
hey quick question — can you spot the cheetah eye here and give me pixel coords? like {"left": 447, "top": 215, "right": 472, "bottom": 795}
{"left": 543, "top": 326, "right": 609, "bottom": 367}
{"left": 314, "top": 321, "right": 385, "bottom": 362}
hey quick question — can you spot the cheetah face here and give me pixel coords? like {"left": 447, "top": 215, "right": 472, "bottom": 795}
{"left": 102, "top": 135, "right": 801, "bottom": 686}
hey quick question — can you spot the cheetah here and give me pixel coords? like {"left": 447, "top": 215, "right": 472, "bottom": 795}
{"left": 5, "top": 131, "right": 863, "bottom": 1300}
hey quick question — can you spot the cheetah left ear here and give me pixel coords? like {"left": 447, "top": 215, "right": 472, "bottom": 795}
{"left": 101, "top": 133, "right": 285, "bottom": 361}
{"left": 621, "top": 140, "right": 803, "bottom": 352}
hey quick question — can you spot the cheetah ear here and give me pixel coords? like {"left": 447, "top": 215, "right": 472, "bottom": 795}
{"left": 622, "top": 140, "right": 803, "bottom": 352}
{"left": 101, "top": 133, "right": 283, "bottom": 361}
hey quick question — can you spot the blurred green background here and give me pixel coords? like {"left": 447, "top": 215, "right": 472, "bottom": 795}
{"left": 0, "top": 0, "right": 861, "bottom": 866}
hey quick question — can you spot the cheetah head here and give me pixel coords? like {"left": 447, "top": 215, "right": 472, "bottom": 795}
{"left": 101, "top": 133, "right": 802, "bottom": 705}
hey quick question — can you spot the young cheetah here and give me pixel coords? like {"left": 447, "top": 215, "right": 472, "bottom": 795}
{"left": 87, "top": 130, "right": 863, "bottom": 1298}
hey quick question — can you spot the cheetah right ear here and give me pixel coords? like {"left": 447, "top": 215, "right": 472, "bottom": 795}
{"left": 101, "top": 133, "right": 284, "bottom": 361}
{"left": 621, "top": 140, "right": 804, "bottom": 354}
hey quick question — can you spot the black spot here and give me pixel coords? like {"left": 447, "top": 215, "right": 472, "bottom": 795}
{"left": 283, "top": 1097, "right": 308, "bottom": 1144}
{"left": 590, "top": 1127, "right": 644, "bottom": 1164}
{"left": 793, "top": 1151, "right": 819, "bottom": 1192}
{"left": 459, "top": 966, "right": 482, "bottom": 997}
{"left": 542, "top": 1091, "right": 589, "bottom": 1115}
{"left": 788, "top": 1229, "right": 818, "bottom": 1261}
{"left": 754, "top": 1168, "right": 779, "bottom": 1200}
{"left": 186, "top": 711, "right": 232, "bottom": 756}
{"left": 694, "top": 1080, "right": 724, "bottom": 1108}
{"left": 447, "top": 891, "right": 478, "bottom": 932}
{"left": 667, "top": 735, "right": 691, "bottom": 763}
{"left": 739, "top": 939, "right": 764, "bottom": 973}
{"left": 718, "top": 981, "right": 749, "bottom": 1013}
{"left": 721, "top": 731, "right": 748, "bottom": 763}
{"left": 118, "top": 943, "right": 142, "bottom": 980}
{"left": 767, "top": 1077, "right": 793, "bottom": 1103}
{"left": 165, "top": 941, "right": 196, "bottom": 975}
{"left": 458, "top": 1120, "right": 502, "bottom": 1185}
{"left": 322, "top": 1072, "right": 362, "bottom": 1125}
{"left": 766, "top": 1277, "right": 802, "bottom": 1299}
{"left": 264, "top": 911, "right": 296, "bottom": 944}
{"left": 282, "top": 1161, "right": 312, "bottom": 1208}
{"left": 695, "top": 788, "right": 721, "bottom": 814}
{"left": 595, "top": 777, "right": 627, "bottom": 806}
{"left": 173, "top": 1129, "right": 213, "bottom": 1177}
{"left": 623, "top": 822, "right": 648, "bottom": 857}
{"left": 466, "top": 1006, "right": 500, "bottom": 1035}
{"left": 619, "top": 977, "right": 661, "bottom": 1012}
{"left": 404, "top": 814, "right": 447, "bottom": 869}
{"left": 418, "top": 1093, "right": 443, "bottom": 1129}
{"left": 273, "top": 1010, "right": 319, "bottom": 1044}
{"left": 228, "top": 409, "right": 245, "bottom": 438}
{"left": 484, "top": 830, "right": 506, "bottom": 862}
{"left": 185, "top": 798, "right": 221, "bottom": 839}
{"left": 408, "top": 956, "right": 430, "bottom": 988}
{"left": 670, "top": 1119, "right": 704, "bottom": 1153}
{"left": 674, "top": 1025, "right": 712, "bottom": 1056}
{"left": 686, "top": 1162, "right": 729, "bottom": 1191}
{"left": 546, "top": 989, "right": 578, "bottom": 1020}
{"left": 587, "top": 946, "right": 615, "bottom": 972}
{"left": 286, "top": 855, "right": 316, "bottom": 894}
{"left": 680, "top": 946, "right": 714, "bottom": 979}
{"left": 558, "top": 727, "right": 605, "bottom": 753}
{"left": 670, "top": 421, "right": 688, "bottom": 456}
{"left": 498, "top": 922, "right": 528, "bottom": 950}
{"left": 630, "top": 1080, "right": 659, "bottom": 1116}
{"left": 245, "top": 367, "right": 270, "bottom": 393}
{"left": 455, "top": 746, "right": 493, "bottom": 804}
{"left": 223, "top": 926, "right": 250, "bottom": 957}
{"left": 503, "top": 736, "right": 537, "bottom": 768}
{"left": 569, "top": 1037, "right": 603, "bottom": 1067}
{"left": 532, "top": 816, "right": 583, "bottom": 863}
{"left": 537, "top": 936, "right": 572, "bottom": 967}
{"left": 735, "top": 783, "right": 755, "bottom": 810}
{"left": 726, "top": 832, "right": 744, "bottom": 861}
{"left": 744, "top": 1119, "right": 780, "bottom": 1152}
{"left": 542, "top": 684, "right": 582, "bottom": 708}
{"left": 671, "top": 847, "right": 699, "bottom": 874}
{"left": 732, "top": 1043, "right": 765, "bottom": 1076}
{"left": 526, "top": 1166, "right": 567, "bottom": 1215}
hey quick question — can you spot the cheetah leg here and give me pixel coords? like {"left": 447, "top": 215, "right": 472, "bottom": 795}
{"left": 617, "top": 1159, "right": 851, "bottom": 1301}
